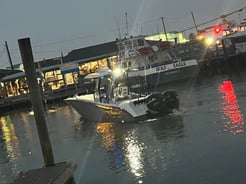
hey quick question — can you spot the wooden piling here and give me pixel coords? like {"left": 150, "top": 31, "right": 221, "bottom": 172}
{"left": 18, "top": 38, "right": 55, "bottom": 167}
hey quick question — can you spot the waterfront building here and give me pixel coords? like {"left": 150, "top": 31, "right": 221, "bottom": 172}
{"left": 0, "top": 41, "right": 119, "bottom": 107}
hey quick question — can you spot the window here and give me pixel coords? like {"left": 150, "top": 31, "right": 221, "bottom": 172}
{"left": 137, "top": 39, "right": 144, "bottom": 47}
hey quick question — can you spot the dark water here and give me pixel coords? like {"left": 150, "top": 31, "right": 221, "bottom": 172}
{"left": 1, "top": 72, "right": 246, "bottom": 184}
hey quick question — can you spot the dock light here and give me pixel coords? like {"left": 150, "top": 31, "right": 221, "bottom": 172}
{"left": 112, "top": 68, "right": 124, "bottom": 78}
{"left": 197, "top": 35, "right": 204, "bottom": 41}
{"left": 216, "top": 40, "right": 220, "bottom": 45}
{"left": 205, "top": 37, "right": 214, "bottom": 46}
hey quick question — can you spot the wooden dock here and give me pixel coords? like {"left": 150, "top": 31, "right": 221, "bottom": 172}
{"left": 0, "top": 81, "right": 94, "bottom": 112}
{"left": 0, "top": 87, "right": 89, "bottom": 112}
{"left": 12, "top": 161, "right": 76, "bottom": 184}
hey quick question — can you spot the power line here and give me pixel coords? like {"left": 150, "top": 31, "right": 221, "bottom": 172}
{"left": 181, "top": 6, "right": 246, "bottom": 32}
{"left": 9, "top": 34, "right": 96, "bottom": 53}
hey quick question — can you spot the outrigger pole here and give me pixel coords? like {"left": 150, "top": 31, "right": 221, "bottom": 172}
{"left": 5, "top": 41, "right": 14, "bottom": 70}
{"left": 161, "top": 17, "right": 169, "bottom": 42}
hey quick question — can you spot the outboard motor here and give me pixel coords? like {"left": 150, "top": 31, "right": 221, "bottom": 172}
{"left": 146, "top": 90, "right": 179, "bottom": 116}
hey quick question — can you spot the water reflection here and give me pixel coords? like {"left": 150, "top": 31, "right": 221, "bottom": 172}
{"left": 124, "top": 130, "right": 145, "bottom": 182}
{"left": 143, "top": 116, "right": 183, "bottom": 176}
{"left": 0, "top": 116, "right": 20, "bottom": 162}
{"left": 0, "top": 115, "right": 20, "bottom": 183}
{"left": 218, "top": 80, "right": 245, "bottom": 134}
{"left": 73, "top": 117, "right": 96, "bottom": 140}
{"left": 96, "top": 122, "right": 125, "bottom": 170}
{"left": 96, "top": 122, "right": 145, "bottom": 182}
{"left": 148, "top": 116, "right": 184, "bottom": 141}
{"left": 96, "top": 116, "right": 183, "bottom": 183}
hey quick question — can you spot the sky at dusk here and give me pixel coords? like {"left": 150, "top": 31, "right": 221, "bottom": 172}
{"left": 0, "top": 0, "right": 246, "bottom": 68}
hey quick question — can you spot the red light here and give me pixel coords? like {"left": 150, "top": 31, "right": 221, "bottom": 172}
{"left": 213, "top": 26, "right": 222, "bottom": 35}
{"left": 215, "top": 28, "right": 220, "bottom": 32}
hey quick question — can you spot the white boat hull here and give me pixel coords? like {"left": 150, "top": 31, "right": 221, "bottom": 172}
{"left": 127, "top": 59, "right": 199, "bottom": 86}
{"left": 65, "top": 95, "right": 149, "bottom": 123}
{"left": 65, "top": 97, "right": 105, "bottom": 123}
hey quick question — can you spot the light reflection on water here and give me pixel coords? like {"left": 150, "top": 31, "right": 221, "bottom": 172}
{"left": 124, "top": 130, "right": 145, "bottom": 180}
{"left": 0, "top": 105, "right": 78, "bottom": 184}
{"left": 218, "top": 80, "right": 245, "bottom": 134}
{"left": 0, "top": 116, "right": 21, "bottom": 183}
{"left": 96, "top": 116, "right": 184, "bottom": 183}
{"left": 96, "top": 122, "right": 124, "bottom": 170}
{"left": 0, "top": 105, "right": 183, "bottom": 183}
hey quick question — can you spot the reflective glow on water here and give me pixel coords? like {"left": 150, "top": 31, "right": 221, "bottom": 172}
{"left": 96, "top": 122, "right": 146, "bottom": 182}
{"left": 96, "top": 122, "right": 115, "bottom": 149}
{"left": 95, "top": 117, "right": 184, "bottom": 183}
{"left": 124, "top": 131, "right": 145, "bottom": 182}
{"left": 0, "top": 115, "right": 21, "bottom": 183}
{"left": 96, "top": 122, "right": 124, "bottom": 170}
{"left": 0, "top": 116, "right": 20, "bottom": 162}
{"left": 219, "top": 80, "right": 245, "bottom": 134}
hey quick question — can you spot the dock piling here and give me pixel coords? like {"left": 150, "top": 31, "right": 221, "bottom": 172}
{"left": 18, "top": 38, "right": 55, "bottom": 167}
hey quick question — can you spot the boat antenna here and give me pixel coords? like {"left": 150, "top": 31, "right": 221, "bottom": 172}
{"left": 5, "top": 41, "right": 14, "bottom": 70}
{"left": 161, "top": 17, "right": 169, "bottom": 42}
{"left": 125, "top": 12, "right": 129, "bottom": 37}
{"left": 117, "top": 20, "right": 122, "bottom": 40}
{"left": 60, "top": 51, "right": 64, "bottom": 64}
{"left": 160, "top": 17, "right": 177, "bottom": 59}
{"left": 238, "top": 12, "right": 242, "bottom": 24}
{"left": 191, "top": 11, "right": 199, "bottom": 34}
{"left": 157, "top": 24, "right": 160, "bottom": 35}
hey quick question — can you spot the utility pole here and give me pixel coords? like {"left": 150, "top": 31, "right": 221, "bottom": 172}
{"left": 5, "top": 41, "right": 14, "bottom": 70}
{"left": 191, "top": 11, "right": 199, "bottom": 34}
{"left": 161, "top": 17, "right": 169, "bottom": 42}
{"left": 18, "top": 37, "right": 55, "bottom": 167}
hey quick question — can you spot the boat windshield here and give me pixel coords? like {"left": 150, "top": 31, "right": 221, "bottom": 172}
{"left": 98, "top": 75, "right": 112, "bottom": 102}
{"left": 97, "top": 72, "right": 130, "bottom": 102}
